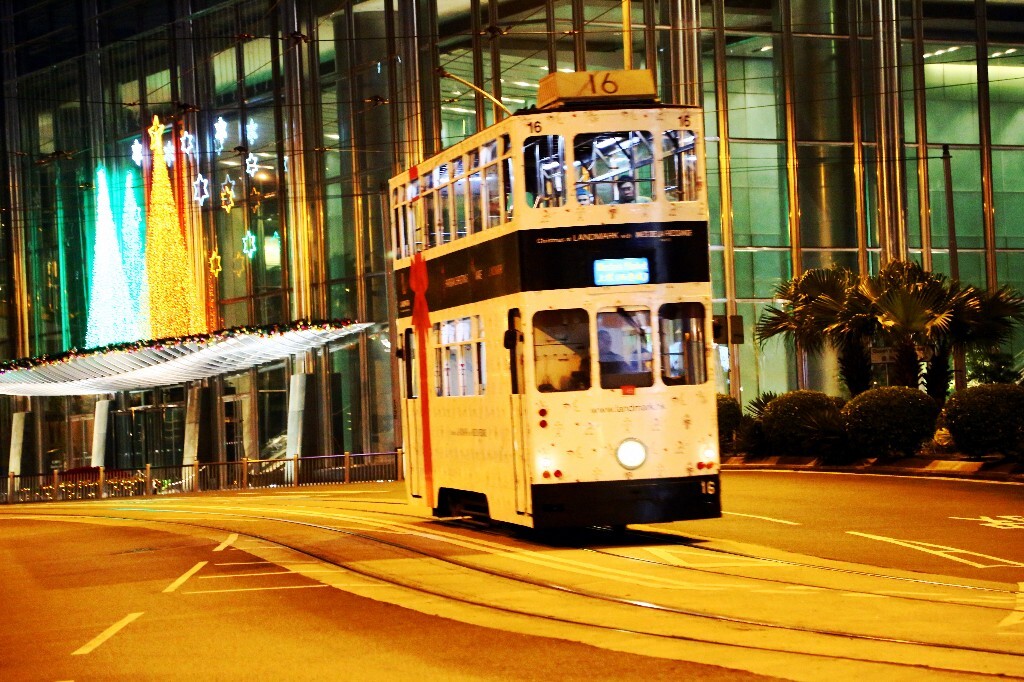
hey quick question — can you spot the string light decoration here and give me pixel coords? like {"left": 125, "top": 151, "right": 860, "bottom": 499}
{"left": 208, "top": 249, "right": 222, "bottom": 277}
{"left": 180, "top": 130, "right": 195, "bottom": 159}
{"left": 242, "top": 230, "right": 257, "bottom": 259}
{"left": 220, "top": 175, "right": 236, "bottom": 213}
{"left": 0, "top": 320, "right": 376, "bottom": 395}
{"left": 249, "top": 186, "right": 262, "bottom": 213}
{"left": 213, "top": 116, "right": 228, "bottom": 154}
{"left": 192, "top": 173, "right": 210, "bottom": 206}
{"left": 146, "top": 115, "right": 200, "bottom": 339}
{"left": 131, "top": 139, "right": 144, "bottom": 166}
{"left": 246, "top": 118, "right": 258, "bottom": 145}
{"left": 120, "top": 171, "right": 147, "bottom": 339}
{"left": 245, "top": 153, "right": 258, "bottom": 177}
{"left": 85, "top": 167, "right": 135, "bottom": 347}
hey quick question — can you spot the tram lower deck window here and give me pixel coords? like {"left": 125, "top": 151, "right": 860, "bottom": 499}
{"left": 660, "top": 303, "right": 707, "bottom": 385}
{"left": 533, "top": 309, "right": 590, "bottom": 392}
{"left": 597, "top": 309, "right": 654, "bottom": 389}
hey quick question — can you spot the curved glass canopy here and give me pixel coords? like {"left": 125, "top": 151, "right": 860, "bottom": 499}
{"left": 0, "top": 322, "right": 379, "bottom": 396}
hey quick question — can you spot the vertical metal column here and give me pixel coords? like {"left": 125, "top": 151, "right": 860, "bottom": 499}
{"left": 910, "top": 0, "right": 933, "bottom": 271}
{"left": 873, "top": 0, "right": 907, "bottom": 265}
{"left": 711, "top": 0, "right": 741, "bottom": 399}
{"left": 974, "top": 0, "right": 996, "bottom": 292}
{"left": 673, "top": 0, "right": 702, "bottom": 107}
{"left": 281, "top": 2, "right": 314, "bottom": 320}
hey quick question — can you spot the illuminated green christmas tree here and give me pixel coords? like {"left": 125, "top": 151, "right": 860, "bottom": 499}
{"left": 85, "top": 167, "right": 134, "bottom": 348}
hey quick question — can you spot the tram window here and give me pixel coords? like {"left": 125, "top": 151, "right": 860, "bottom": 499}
{"left": 573, "top": 131, "right": 654, "bottom": 205}
{"left": 597, "top": 308, "right": 654, "bottom": 389}
{"left": 662, "top": 130, "right": 699, "bottom": 202}
{"left": 453, "top": 157, "right": 468, "bottom": 238}
{"left": 391, "top": 188, "right": 406, "bottom": 257}
{"left": 438, "top": 179, "right": 452, "bottom": 244}
{"left": 434, "top": 316, "right": 485, "bottom": 397}
{"left": 532, "top": 309, "right": 590, "bottom": 392}
{"left": 469, "top": 168, "right": 483, "bottom": 233}
{"left": 525, "top": 135, "right": 565, "bottom": 208}
{"left": 659, "top": 303, "right": 707, "bottom": 385}
{"left": 484, "top": 164, "right": 502, "bottom": 227}
{"left": 422, "top": 189, "right": 437, "bottom": 248}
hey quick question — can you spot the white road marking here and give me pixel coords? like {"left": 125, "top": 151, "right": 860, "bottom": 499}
{"left": 723, "top": 511, "right": 800, "bottom": 525}
{"left": 644, "top": 546, "right": 782, "bottom": 568}
{"left": 71, "top": 612, "right": 143, "bottom": 655}
{"left": 847, "top": 532, "right": 1024, "bottom": 568}
{"left": 163, "top": 561, "right": 208, "bottom": 593}
{"left": 182, "top": 584, "right": 331, "bottom": 595}
{"left": 200, "top": 569, "right": 345, "bottom": 579}
{"left": 999, "top": 583, "right": 1024, "bottom": 628}
{"left": 213, "top": 533, "right": 238, "bottom": 552}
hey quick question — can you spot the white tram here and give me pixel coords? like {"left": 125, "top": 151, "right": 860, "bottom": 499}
{"left": 389, "top": 70, "right": 721, "bottom": 528}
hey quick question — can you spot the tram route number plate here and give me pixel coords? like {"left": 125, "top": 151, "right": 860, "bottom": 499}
{"left": 536, "top": 70, "right": 657, "bottom": 109}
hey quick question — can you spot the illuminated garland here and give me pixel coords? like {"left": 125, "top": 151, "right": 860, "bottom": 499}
{"left": 0, "top": 320, "right": 359, "bottom": 374}
{"left": 121, "top": 171, "right": 146, "bottom": 338}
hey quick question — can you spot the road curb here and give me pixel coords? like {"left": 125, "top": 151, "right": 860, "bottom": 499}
{"left": 721, "top": 455, "right": 1024, "bottom": 483}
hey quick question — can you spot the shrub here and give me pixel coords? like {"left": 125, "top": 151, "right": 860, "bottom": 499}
{"left": 760, "top": 390, "right": 848, "bottom": 462}
{"left": 841, "top": 387, "right": 938, "bottom": 459}
{"left": 735, "top": 414, "right": 768, "bottom": 456}
{"left": 943, "top": 383, "right": 1024, "bottom": 458}
{"left": 716, "top": 394, "right": 742, "bottom": 452}
{"left": 744, "top": 392, "right": 778, "bottom": 420}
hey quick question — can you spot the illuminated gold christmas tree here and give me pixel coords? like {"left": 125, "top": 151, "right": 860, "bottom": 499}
{"left": 146, "top": 116, "right": 197, "bottom": 338}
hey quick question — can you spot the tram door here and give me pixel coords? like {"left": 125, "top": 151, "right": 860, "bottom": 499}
{"left": 507, "top": 310, "right": 530, "bottom": 515}
{"left": 401, "top": 328, "right": 424, "bottom": 500}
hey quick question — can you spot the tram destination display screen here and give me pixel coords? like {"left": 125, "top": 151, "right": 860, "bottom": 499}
{"left": 594, "top": 257, "right": 650, "bottom": 286}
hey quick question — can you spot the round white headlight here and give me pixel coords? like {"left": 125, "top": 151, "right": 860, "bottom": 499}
{"left": 616, "top": 438, "right": 647, "bottom": 470}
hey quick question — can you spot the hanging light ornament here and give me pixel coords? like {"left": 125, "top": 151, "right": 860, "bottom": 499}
{"left": 220, "top": 175, "right": 236, "bottom": 213}
{"left": 192, "top": 173, "right": 210, "bottom": 206}
{"left": 131, "top": 139, "right": 144, "bottom": 166}
{"left": 213, "top": 116, "right": 228, "bottom": 154}
{"left": 245, "top": 153, "right": 259, "bottom": 177}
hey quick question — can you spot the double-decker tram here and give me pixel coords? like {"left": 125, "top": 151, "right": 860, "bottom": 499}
{"left": 389, "top": 70, "right": 721, "bottom": 529}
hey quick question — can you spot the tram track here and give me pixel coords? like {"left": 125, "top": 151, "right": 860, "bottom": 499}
{"left": 9, "top": 503, "right": 1023, "bottom": 680}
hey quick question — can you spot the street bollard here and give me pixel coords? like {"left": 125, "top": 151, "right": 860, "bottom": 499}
{"left": 242, "top": 458, "right": 248, "bottom": 490}
{"left": 193, "top": 460, "right": 200, "bottom": 493}
{"left": 98, "top": 466, "right": 105, "bottom": 499}
{"left": 344, "top": 451, "right": 351, "bottom": 484}
{"left": 7, "top": 471, "right": 13, "bottom": 504}
{"left": 144, "top": 463, "right": 151, "bottom": 496}
{"left": 293, "top": 455, "right": 299, "bottom": 488}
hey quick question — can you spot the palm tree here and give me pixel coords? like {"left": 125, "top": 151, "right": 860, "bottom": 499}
{"left": 756, "top": 267, "right": 872, "bottom": 396}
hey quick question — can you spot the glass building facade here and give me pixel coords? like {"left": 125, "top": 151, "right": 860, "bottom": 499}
{"left": 1, "top": 0, "right": 1022, "bottom": 471}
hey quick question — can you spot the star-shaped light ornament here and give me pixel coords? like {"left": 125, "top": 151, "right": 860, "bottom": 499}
{"left": 148, "top": 116, "right": 165, "bottom": 151}
{"left": 220, "top": 175, "right": 236, "bottom": 213}
{"left": 192, "top": 173, "right": 210, "bottom": 206}
{"left": 246, "top": 118, "right": 258, "bottom": 146}
{"left": 208, "top": 249, "right": 223, "bottom": 277}
{"left": 249, "top": 186, "right": 263, "bottom": 213}
{"left": 245, "top": 153, "right": 259, "bottom": 177}
{"left": 213, "top": 116, "right": 228, "bottom": 154}
{"left": 131, "top": 139, "right": 144, "bottom": 166}
{"left": 180, "top": 131, "right": 195, "bottom": 159}
{"left": 163, "top": 140, "right": 175, "bottom": 167}
{"left": 242, "top": 230, "right": 257, "bottom": 259}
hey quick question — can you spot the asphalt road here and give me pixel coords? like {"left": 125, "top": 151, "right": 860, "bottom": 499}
{"left": 678, "top": 470, "right": 1023, "bottom": 585}
{"left": 0, "top": 517, "right": 770, "bottom": 682}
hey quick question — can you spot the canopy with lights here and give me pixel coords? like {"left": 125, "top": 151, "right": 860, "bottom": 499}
{"left": 0, "top": 321, "right": 379, "bottom": 396}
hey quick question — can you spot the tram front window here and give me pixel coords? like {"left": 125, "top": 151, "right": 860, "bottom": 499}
{"left": 660, "top": 303, "right": 707, "bottom": 385}
{"left": 597, "top": 308, "right": 654, "bottom": 389}
{"left": 533, "top": 309, "right": 590, "bottom": 392}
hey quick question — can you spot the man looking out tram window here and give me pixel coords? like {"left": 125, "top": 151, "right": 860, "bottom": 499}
{"left": 615, "top": 175, "right": 651, "bottom": 204}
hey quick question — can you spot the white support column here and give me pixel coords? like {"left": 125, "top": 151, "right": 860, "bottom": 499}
{"left": 90, "top": 400, "right": 112, "bottom": 468}
{"left": 183, "top": 386, "right": 202, "bottom": 490}
{"left": 285, "top": 373, "right": 308, "bottom": 485}
{"left": 9, "top": 412, "right": 26, "bottom": 488}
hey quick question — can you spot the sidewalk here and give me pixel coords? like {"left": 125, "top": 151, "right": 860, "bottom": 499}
{"left": 721, "top": 453, "right": 1024, "bottom": 483}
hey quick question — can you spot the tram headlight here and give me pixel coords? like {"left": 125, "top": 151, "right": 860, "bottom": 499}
{"left": 616, "top": 438, "right": 647, "bottom": 470}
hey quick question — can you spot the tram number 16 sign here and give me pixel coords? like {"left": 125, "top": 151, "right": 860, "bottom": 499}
{"left": 536, "top": 70, "right": 657, "bottom": 109}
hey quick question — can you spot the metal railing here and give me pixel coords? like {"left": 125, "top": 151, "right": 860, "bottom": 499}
{"left": 1, "top": 450, "right": 402, "bottom": 504}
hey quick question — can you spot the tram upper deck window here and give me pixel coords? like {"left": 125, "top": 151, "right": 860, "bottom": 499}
{"left": 525, "top": 135, "right": 565, "bottom": 208}
{"left": 597, "top": 308, "right": 654, "bottom": 389}
{"left": 573, "top": 131, "right": 654, "bottom": 205}
{"left": 660, "top": 303, "right": 707, "bottom": 385}
{"left": 662, "top": 130, "right": 699, "bottom": 202}
{"left": 533, "top": 309, "right": 590, "bottom": 392}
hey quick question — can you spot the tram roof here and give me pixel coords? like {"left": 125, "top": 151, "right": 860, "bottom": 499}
{"left": 0, "top": 321, "right": 380, "bottom": 396}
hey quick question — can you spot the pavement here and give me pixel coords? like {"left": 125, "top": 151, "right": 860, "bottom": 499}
{"left": 721, "top": 452, "right": 1024, "bottom": 483}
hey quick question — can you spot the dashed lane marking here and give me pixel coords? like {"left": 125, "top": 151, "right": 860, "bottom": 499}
{"left": 163, "top": 561, "right": 208, "bottom": 593}
{"left": 71, "top": 612, "right": 143, "bottom": 655}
